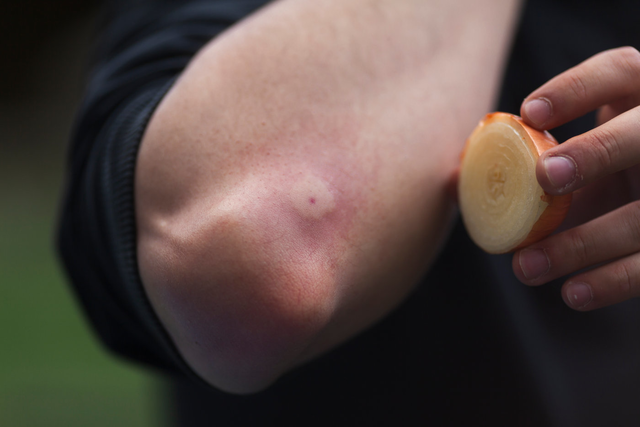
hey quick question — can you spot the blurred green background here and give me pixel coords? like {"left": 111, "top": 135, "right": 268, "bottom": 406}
{"left": 1, "top": 1, "right": 165, "bottom": 426}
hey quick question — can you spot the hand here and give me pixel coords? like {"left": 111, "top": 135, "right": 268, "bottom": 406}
{"left": 512, "top": 47, "right": 640, "bottom": 311}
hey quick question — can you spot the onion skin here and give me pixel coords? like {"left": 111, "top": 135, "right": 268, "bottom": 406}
{"left": 459, "top": 112, "right": 572, "bottom": 254}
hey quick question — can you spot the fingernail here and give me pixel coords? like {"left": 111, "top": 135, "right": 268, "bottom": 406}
{"left": 544, "top": 155, "right": 577, "bottom": 190}
{"left": 564, "top": 282, "right": 593, "bottom": 309}
{"left": 519, "top": 248, "right": 550, "bottom": 280}
{"left": 524, "top": 98, "right": 552, "bottom": 128}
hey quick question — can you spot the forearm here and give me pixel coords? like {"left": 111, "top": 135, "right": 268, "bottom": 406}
{"left": 136, "top": 0, "right": 521, "bottom": 393}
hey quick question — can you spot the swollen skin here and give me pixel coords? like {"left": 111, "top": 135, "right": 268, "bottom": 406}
{"left": 458, "top": 112, "right": 571, "bottom": 254}
{"left": 289, "top": 174, "right": 336, "bottom": 220}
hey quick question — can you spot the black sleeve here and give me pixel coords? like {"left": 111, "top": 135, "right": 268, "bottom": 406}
{"left": 57, "top": 0, "right": 269, "bottom": 378}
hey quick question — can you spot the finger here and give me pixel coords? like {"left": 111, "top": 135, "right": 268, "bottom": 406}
{"left": 555, "top": 171, "right": 633, "bottom": 231}
{"left": 596, "top": 105, "right": 619, "bottom": 126}
{"left": 535, "top": 106, "right": 640, "bottom": 195}
{"left": 596, "top": 91, "right": 640, "bottom": 125}
{"left": 513, "top": 201, "right": 640, "bottom": 286}
{"left": 561, "top": 251, "right": 640, "bottom": 311}
{"left": 520, "top": 47, "right": 640, "bottom": 130}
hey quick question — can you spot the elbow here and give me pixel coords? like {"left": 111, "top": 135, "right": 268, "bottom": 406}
{"left": 195, "top": 265, "right": 335, "bottom": 395}
{"left": 137, "top": 196, "right": 340, "bottom": 394}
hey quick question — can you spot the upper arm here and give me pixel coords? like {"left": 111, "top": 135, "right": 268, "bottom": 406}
{"left": 135, "top": 0, "right": 522, "bottom": 393}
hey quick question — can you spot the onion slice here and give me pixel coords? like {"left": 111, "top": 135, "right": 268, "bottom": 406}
{"left": 458, "top": 112, "right": 572, "bottom": 254}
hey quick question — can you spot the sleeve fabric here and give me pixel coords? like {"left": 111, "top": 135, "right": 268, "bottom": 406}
{"left": 57, "top": 0, "right": 270, "bottom": 378}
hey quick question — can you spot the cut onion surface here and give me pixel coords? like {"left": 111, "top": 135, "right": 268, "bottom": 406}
{"left": 458, "top": 112, "right": 572, "bottom": 254}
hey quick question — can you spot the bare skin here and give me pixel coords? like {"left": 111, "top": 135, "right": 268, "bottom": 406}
{"left": 513, "top": 47, "right": 640, "bottom": 311}
{"left": 135, "top": 0, "right": 520, "bottom": 393}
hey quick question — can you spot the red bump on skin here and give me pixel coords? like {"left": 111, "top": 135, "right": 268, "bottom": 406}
{"left": 290, "top": 174, "right": 335, "bottom": 220}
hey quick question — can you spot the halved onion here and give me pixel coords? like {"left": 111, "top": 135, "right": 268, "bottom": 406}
{"left": 458, "top": 112, "right": 571, "bottom": 254}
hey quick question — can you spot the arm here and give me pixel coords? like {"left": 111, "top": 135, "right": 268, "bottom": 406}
{"left": 135, "top": 0, "right": 521, "bottom": 393}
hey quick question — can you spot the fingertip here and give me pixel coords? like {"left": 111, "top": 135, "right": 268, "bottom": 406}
{"left": 562, "top": 281, "right": 594, "bottom": 311}
{"left": 535, "top": 153, "right": 558, "bottom": 195}
{"left": 536, "top": 152, "right": 578, "bottom": 195}
{"left": 512, "top": 250, "right": 541, "bottom": 286}
{"left": 522, "top": 97, "right": 553, "bottom": 129}
{"left": 511, "top": 251, "right": 526, "bottom": 283}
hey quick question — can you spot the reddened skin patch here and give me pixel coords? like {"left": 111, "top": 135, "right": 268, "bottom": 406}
{"left": 289, "top": 174, "right": 336, "bottom": 220}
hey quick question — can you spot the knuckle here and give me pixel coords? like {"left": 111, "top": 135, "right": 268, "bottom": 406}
{"left": 613, "top": 46, "right": 640, "bottom": 77}
{"left": 566, "top": 72, "right": 589, "bottom": 101}
{"left": 623, "top": 201, "right": 640, "bottom": 240}
{"left": 585, "top": 126, "right": 622, "bottom": 170}
{"left": 612, "top": 261, "right": 634, "bottom": 297}
{"left": 567, "top": 228, "right": 592, "bottom": 266}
